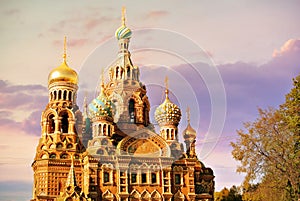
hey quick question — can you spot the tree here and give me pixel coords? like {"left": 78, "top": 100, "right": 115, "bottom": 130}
{"left": 214, "top": 186, "right": 242, "bottom": 201}
{"left": 231, "top": 75, "right": 300, "bottom": 200}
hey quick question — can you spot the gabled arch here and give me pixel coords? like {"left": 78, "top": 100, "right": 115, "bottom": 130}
{"left": 141, "top": 190, "right": 151, "bottom": 200}
{"left": 130, "top": 189, "right": 140, "bottom": 200}
{"left": 151, "top": 190, "right": 162, "bottom": 201}
{"left": 174, "top": 190, "right": 185, "bottom": 201}
{"left": 102, "top": 189, "right": 114, "bottom": 200}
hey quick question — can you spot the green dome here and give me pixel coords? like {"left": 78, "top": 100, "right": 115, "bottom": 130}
{"left": 88, "top": 89, "right": 114, "bottom": 118}
{"left": 115, "top": 25, "right": 132, "bottom": 40}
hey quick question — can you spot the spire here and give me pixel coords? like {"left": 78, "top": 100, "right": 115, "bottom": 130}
{"left": 63, "top": 36, "right": 67, "bottom": 63}
{"left": 83, "top": 94, "right": 88, "bottom": 119}
{"left": 186, "top": 107, "right": 191, "bottom": 124}
{"left": 66, "top": 155, "right": 77, "bottom": 188}
{"left": 164, "top": 76, "right": 169, "bottom": 100}
{"left": 122, "top": 6, "right": 126, "bottom": 26}
{"left": 101, "top": 69, "right": 105, "bottom": 89}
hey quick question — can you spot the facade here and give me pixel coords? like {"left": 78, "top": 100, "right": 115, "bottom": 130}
{"left": 31, "top": 9, "right": 215, "bottom": 201}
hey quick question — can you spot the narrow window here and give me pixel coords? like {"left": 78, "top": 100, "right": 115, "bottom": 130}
{"left": 54, "top": 91, "right": 57, "bottom": 100}
{"left": 141, "top": 173, "right": 147, "bottom": 183}
{"left": 129, "top": 99, "right": 135, "bottom": 122}
{"left": 131, "top": 173, "right": 137, "bottom": 183}
{"left": 175, "top": 174, "right": 181, "bottom": 185}
{"left": 151, "top": 173, "right": 157, "bottom": 183}
{"left": 49, "top": 114, "right": 55, "bottom": 133}
{"left": 61, "top": 112, "right": 69, "bottom": 133}
{"left": 68, "top": 91, "right": 72, "bottom": 101}
{"left": 63, "top": 90, "right": 67, "bottom": 100}
{"left": 104, "top": 172, "right": 110, "bottom": 183}
{"left": 58, "top": 90, "right": 62, "bottom": 100}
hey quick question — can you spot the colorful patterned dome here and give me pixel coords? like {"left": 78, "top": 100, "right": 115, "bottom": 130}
{"left": 88, "top": 87, "right": 114, "bottom": 118}
{"left": 115, "top": 7, "right": 132, "bottom": 40}
{"left": 115, "top": 25, "right": 132, "bottom": 40}
{"left": 155, "top": 90, "right": 181, "bottom": 126}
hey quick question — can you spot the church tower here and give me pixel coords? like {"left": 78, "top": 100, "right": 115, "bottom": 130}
{"left": 183, "top": 107, "right": 197, "bottom": 158}
{"left": 105, "top": 7, "right": 151, "bottom": 134}
{"left": 155, "top": 77, "right": 184, "bottom": 158}
{"left": 31, "top": 37, "right": 85, "bottom": 200}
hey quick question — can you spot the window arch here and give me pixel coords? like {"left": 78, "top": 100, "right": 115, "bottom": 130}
{"left": 143, "top": 102, "right": 148, "bottom": 126}
{"left": 63, "top": 90, "right": 67, "bottom": 100}
{"left": 58, "top": 90, "right": 62, "bottom": 100}
{"left": 54, "top": 91, "right": 57, "bottom": 100}
{"left": 48, "top": 114, "right": 55, "bottom": 133}
{"left": 127, "top": 66, "right": 131, "bottom": 78}
{"left": 61, "top": 112, "right": 69, "bottom": 133}
{"left": 68, "top": 91, "right": 72, "bottom": 101}
{"left": 129, "top": 99, "right": 135, "bottom": 122}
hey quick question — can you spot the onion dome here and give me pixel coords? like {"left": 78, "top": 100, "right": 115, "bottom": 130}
{"left": 155, "top": 78, "right": 181, "bottom": 125}
{"left": 88, "top": 84, "right": 114, "bottom": 119}
{"left": 183, "top": 107, "right": 196, "bottom": 139}
{"left": 115, "top": 7, "right": 132, "bottom": 40}
{"left": 48, "top": 37, "right": 78, "bottom": 86}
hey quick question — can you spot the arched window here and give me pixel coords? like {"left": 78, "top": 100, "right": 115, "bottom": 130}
{"left": 143, "top": 102, "right": 148, "bottom": 126}
{"left": 63, "top": 90, "right": 67, "bottom": 100}
{"left": 166, "top": 129, "right": 170, "bottom": 140}
{"left": 129, "top": 99, "right": 135, "bottom": 123}
{"left": 48, "top": 114, "right": 55, "bottom": 133}
{"left": 61, "top": 112, "right": 69, "bottom": 133}
{"left": 54, "top": 91, "right": 57, "bottom": 100}
{"left": 127, "top": 66, "right": 131, "bottom": 78}
{"left": 49, "top": 153, "right": 56, "bottom": 159}
{"left": 68, "top": 91, "right": 72, "bottom": 101}
{"left": 58, "top": 90, "right": 62, "bottom": 100}
{"left": 103, "top": 124, "right": 106, "bottom": 135}
{"left": 98, "top": 124, "right": 102, "bottom": 136}
{"left": 116, "top": 67, "right": 119, "bottom": 79}
{"left": 108, "top": 125, "right": 111, "bottom": 136}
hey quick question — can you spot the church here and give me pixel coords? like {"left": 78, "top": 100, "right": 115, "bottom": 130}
{"left": 30, "top": 8, "right": 215, "bottom": 201}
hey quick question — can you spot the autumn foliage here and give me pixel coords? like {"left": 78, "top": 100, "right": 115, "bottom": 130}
{"left": 231, "top": 75, "right": 300, "bottom": 201}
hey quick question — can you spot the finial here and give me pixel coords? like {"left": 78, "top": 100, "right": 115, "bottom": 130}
{"left": 186, "top": 107, "right": 191, "bottom": 124}
{"left": 63, "top": 36, "right": 67, "bottom": 62}
{"left": 101, "top": 69, "right": 105, "bottom": 88}
{"left": 164, "top": 76, "right": 169, "bottom": 99}
{"left": 122, "top": 6, "right": 126, "bottom": 26}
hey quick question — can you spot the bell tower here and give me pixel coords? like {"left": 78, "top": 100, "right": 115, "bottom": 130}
{"left": 105, "top": 7, "right": 151, "bottom": 133}
{"left": 31, "top": 37, "right": 85, "bottom": 200}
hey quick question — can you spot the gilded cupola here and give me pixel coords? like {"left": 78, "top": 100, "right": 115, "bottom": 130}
{"left": 183, "top": 107, "right": 196, "bottom": 140}
{"left": 155, "top": 77, "right": 181, "bottom": 126}
{"left": 48, "top": 37, "right": 78, "bottom": 86}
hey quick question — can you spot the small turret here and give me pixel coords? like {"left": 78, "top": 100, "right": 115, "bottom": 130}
{"left": 183, "top": 107, "right": 197, "bottom": 158}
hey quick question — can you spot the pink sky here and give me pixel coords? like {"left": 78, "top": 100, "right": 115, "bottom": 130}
{"left": 0, "top": 1, "right": 300, "bottom": 200}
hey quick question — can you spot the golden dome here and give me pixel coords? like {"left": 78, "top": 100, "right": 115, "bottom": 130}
{"left": 48, "top": 37, "right": 78, "bottom": 86}
{"left": 183, "top": 107, "right": 196, "bottom": 139}
{"left": 154, "top": 89, "right": 181, "bottom": 126}
{"left": 183, "top": 123, "right": 196, "bottom": 139}
{"left": 48, "top": 61, "right": 78, "bottom": 85}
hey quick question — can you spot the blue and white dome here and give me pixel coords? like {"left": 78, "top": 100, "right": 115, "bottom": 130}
{"left": 88, "top": 89, "right": 114, "bottom": 118}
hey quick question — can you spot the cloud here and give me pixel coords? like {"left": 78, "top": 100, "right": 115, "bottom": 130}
{"left": 0, "top": 80, "right": 47, "bottom": 136}
{"left": 0, "top": 80, "right": 47, "bottom": 110}
{"left": 272, "top": 38, "right": 300, "bottom": 58}
{"left": 145, "top": 10, "right": 169, "bottom": 19}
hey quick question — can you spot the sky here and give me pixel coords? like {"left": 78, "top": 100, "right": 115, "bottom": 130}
{"left": 0, "top": 0, "right": 300, "bottom": 200}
